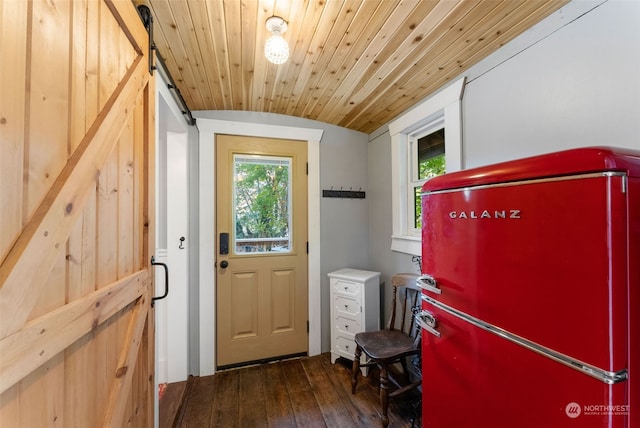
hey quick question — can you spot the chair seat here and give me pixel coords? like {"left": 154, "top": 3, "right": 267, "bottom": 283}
{"left": 355, "top": 329, "right": 419, "bottom": 361}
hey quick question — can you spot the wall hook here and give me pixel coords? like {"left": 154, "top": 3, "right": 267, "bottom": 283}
{"left": 179, "top": 236, "right": 185, "bottom": 249}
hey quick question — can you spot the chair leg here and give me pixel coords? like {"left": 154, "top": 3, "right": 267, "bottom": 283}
{"left": 352, "top": 345, "right": 362, "bottom": 394}
{"left": 380, "top": 364, "right": 390, "bottom": 428}
{"left": 411, "top": 398, "right": 422, "bottom": 428}
{"left": 400, "top": 356, "right": 409, "bottom": 375}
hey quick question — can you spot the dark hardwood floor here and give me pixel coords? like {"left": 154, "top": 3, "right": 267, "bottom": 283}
{"left": 160, "top": 353, "right": 421, "bottom": 428}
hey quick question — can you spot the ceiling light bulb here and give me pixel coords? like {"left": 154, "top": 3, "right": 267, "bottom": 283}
{"left": 265, "top": 16, "right": 289, "bottom": 64}
{"left": 265, "top": 32, "right": 289, "bottom": 64}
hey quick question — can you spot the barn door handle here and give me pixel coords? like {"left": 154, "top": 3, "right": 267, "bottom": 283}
{"left": 151, "top": 256, "right": 168, "bottom": 307}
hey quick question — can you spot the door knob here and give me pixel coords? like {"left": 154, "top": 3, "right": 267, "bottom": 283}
{"left": 220, "top": 260, "right": 229, "bottom": 269}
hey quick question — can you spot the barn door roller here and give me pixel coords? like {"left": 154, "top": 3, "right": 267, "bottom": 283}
{"left": 136, "top": 5, "right": 156, "bottom": 75}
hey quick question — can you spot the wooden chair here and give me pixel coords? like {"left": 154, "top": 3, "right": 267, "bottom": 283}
{"left": 351, "top": 273, "right": 422, "bottom": 428}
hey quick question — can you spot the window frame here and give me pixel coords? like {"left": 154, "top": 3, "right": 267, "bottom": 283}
{"left": 389, "top": 77, "right": 465, "bottom": 256}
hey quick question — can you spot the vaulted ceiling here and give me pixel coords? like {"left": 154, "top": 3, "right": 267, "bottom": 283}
{"left": 134, "top": 0, "right": 568, "bottom": 134}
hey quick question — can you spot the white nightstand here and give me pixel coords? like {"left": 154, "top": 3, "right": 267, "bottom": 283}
{"left": 328, "top": 268, "right": 380, "bottom": 375}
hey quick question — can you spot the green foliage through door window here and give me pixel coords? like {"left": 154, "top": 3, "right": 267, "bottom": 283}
{"left": 234, "top": 155, "right": 292, "bottom": 253}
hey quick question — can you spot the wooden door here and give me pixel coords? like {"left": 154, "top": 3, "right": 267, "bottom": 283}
{"left": 216, "top": 135, "right": 308, "bottom": 368}
{"left": 0, "top": 1, "right": 155, "bottom": 427}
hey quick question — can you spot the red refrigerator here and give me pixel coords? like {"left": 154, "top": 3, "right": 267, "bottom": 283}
{"left": 418, "top": 147, "right": 640, "bottom": 428}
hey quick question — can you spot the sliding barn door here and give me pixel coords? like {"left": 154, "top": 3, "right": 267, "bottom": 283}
{"left": 0, "top": 1, "right": 155, "bottom": 427}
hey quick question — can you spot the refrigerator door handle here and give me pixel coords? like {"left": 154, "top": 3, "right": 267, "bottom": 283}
{"left": 422, "top": 294, "right": 629, "bottom": 385}
{"left": 416, "top": 310, "right": 441, "bottom": 337}
{"left": 418, "top": 274, "right": 442, "bottom": 294}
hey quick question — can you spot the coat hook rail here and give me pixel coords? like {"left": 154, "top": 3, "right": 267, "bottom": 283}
{"left": 322, "top": 187, "right": 366, "bottom": 199}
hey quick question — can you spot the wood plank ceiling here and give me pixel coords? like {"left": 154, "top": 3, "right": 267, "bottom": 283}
{"left": 134, "top": 0, "right": 569, "bottom": 134}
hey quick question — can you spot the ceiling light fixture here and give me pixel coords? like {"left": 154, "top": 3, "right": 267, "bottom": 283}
{"left": 264, "top": 16, "right": 289, "bottom": 65}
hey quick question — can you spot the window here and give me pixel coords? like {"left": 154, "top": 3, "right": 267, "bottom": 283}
{"left": 233, "top": 154, "right": 293, "bottom": 254}
{"left": 389, "top": 77, "right": 465, "bottom": 256}
{"left": 410, "top": 126, "right": 445, "bottom": 234}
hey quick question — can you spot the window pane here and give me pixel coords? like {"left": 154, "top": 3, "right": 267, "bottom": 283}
{"left": 414, "top": 186, "right": 422, "bottom": 230}
{"left": 233, "top": 155, "right": 292, "bottom": 254}
{"left": 417, "top": 128, "right": 445, "bottom": 180}
{"left": 413, "top": 128, "right": 445, "bottom": 232}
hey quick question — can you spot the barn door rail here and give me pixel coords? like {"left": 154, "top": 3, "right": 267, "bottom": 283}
{"left": 136, "top": 5, "right": 196, "bottom": 126}
{"left": 150, "top": 256, "right": 169, "bottom": 307}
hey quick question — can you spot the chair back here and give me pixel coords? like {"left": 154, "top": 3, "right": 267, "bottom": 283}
{"left": 388, "top": 274, "right": 422, "bottom": 343}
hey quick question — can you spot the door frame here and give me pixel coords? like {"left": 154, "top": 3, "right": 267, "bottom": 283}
{"left": 196, "top": 117, "right": 323, "bottom": 376}
{"left": 155, "top": 76, "right": 191, "bottom": 387}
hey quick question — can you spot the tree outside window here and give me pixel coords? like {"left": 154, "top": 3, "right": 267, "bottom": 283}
{"left": 234, "top": 155, "right": 292, "bottom": 253}
{"left": 413, "top": 129, "right": 445, "bottom": 230}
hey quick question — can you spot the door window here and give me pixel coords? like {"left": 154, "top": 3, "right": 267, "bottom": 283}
{"left": 233, "top": 154, "right": 292, "bottom": 254}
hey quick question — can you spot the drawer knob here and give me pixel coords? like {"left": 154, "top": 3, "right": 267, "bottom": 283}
{"left": 344, "top": 305, "right": 348, "bottom": 309}
{"left": 345, "top": 325, "right": 349, "bottom": 329}
{"left": 344, "top": 286, "right": 348, "bottom": 290}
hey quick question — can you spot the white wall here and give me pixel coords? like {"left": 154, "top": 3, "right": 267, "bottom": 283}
{"left": 156, "top": 83, "right": 192, "bottom": 385}
{"left": 164, "top": 130, "right": 189, "bottom": 383}
{"left": 368, "top": 0, "right": 640, "bottom": 322}
{"left": 463, "top": 0, "right": 640, "bottom": 167}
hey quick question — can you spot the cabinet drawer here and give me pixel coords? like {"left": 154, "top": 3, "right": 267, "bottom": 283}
{"left": 334, "top": 295, "right": 361, "bottom": 317}
{"left": 332, "top": 279, "right": 362, "bottom": 299}
{"left": 334, "top": 335, "right": 358, "bottom": 357}
{"left": 334, "top": 315, "right": 362, "bottom": 336}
